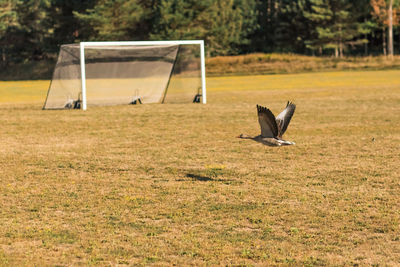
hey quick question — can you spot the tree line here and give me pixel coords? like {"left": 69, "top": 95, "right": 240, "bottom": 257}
{"left": 0, "top": 0, "right": 399, "bottom": 66}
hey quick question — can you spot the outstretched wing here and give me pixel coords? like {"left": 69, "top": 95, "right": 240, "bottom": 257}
{"left": 257, "top": 105, "right": 278, "bottom": 138}
{"left": 275, "top": 101, "right": 296, "bottom": 137}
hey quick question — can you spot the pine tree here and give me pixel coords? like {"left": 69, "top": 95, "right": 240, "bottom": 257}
{"left": 74, "top": 0, "right": 151, "bottom": 41}
{"left": 251, "top": 0, "right": 281, "bottom": 53}
{"left": 350, "top": 0, "right": 375, "bottom": 55}
{"left": 0, "top": 0, "right": 17, "bottom": 39}
{"left": 275, "top": 0, "right": 315, "bottom": 53}
{"left": 202, "top": 0, "right": 258, "bottom": 55}
{"left": 304, "top": 0, "right": 367, "bottom": 57}
{"left": 47, "top": 0, "right": 96, "bottom": 47}
{"left": 150, "top": 0, "right": 258, "bottom": 55}
{"left": 14, "top": 0, "right": 52, "bottom": 60}
{"left": 149, "top": 0, "right": 210, "bottom": 41}
{"left": 0, "top": 0, "right": 19, "bottom": 65}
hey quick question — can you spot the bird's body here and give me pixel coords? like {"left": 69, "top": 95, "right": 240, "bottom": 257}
{"left": 238, "top": 102, "right": 296, "bottom": 146}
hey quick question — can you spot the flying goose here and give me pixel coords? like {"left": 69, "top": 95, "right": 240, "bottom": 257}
{"left": 238, "top": 101, "right": 296, "bottom": 146}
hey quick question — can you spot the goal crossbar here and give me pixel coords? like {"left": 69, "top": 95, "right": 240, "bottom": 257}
{"left": 79, "top": 40, "right": 207, "bottom": 110}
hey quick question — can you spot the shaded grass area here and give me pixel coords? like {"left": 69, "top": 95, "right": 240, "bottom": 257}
{"left": 0, "top": 59, "right": 55, "bottom": 81}
{"left": 2, "top": 54, "right": 400, "bottom": 80}
{"left": 0, "top": 70, "right": 400, "bottom": 265}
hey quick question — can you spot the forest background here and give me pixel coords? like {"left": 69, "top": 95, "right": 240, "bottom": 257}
{"left": 1, "top": 0, "right": 399, "bottom": 79}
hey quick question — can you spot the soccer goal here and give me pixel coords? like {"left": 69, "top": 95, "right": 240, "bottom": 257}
{"left": 43, "top": 40, "right": 207, "bottom": 110}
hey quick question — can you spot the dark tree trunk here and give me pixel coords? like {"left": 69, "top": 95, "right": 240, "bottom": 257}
{"left": 383, "top": 28, "right": 387, "bottom": 56}
{"left": 1, "top": 48, "right": 6, "bottom": 67}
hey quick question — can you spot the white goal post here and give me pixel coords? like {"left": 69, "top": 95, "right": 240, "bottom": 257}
{"left": 44, "top": 40, "right": 207, "bottom": 110}
{"left": 80, "top": 40, "right": 207, "bottom": 110}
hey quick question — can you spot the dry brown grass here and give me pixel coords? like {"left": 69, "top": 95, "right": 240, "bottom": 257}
{"left": 0, "top": 70, "right": 400, "bottom": 265}
{"left": 207, "top": 53, "right": 400, "bottom": 76}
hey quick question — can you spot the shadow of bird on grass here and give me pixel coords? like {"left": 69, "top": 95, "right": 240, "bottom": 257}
{"left": 185, "top": 173, "right": 214, "bottom": 181}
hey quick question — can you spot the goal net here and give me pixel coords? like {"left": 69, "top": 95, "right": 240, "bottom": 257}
{"left": 43, "top": 41, "right": 206, "bottom": 110}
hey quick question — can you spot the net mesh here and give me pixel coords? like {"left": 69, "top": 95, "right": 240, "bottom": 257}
{"left": 43, "top": 43, "right": 202, "bottom": 109}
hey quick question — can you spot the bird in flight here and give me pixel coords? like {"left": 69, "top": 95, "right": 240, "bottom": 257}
{"left": 238, "top": 101, "right": 296, "bottom": 146}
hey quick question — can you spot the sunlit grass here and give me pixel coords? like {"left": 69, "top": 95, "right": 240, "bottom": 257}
{"left": 1, "top": 69, "right": 400, "bottom": 103}
{"left": 0, "top": 80, "right": 49, "bottom": 103}
{"left": 208, "top": 70, "right": 400, "bottom": 92}
{"left": 0, "top": 70, "right": 399, "bottom": 265}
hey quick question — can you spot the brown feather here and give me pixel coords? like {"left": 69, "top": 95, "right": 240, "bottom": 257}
{"left": 257, "top": 105, "right": 278, "bottom": 138}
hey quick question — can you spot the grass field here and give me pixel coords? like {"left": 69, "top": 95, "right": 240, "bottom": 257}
{"left": 0, "top": 70, "right": 399, "bottom": 265}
